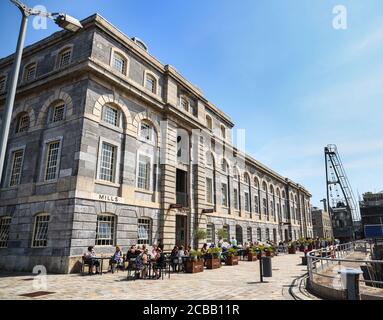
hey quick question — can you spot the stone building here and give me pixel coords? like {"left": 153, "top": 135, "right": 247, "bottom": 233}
{"left": 311, "top": 207, "right": 333, "bottom": 239}
{"left": 0, "top": 14, "right": 313, "bottom": 273}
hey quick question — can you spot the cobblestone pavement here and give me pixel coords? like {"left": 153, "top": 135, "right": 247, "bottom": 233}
{"left": 0, "top": 253, "right": 312, "bottom": 300}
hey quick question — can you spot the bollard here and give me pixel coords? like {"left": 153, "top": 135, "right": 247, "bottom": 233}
{"left": 262, "top": 256, "right": 272, "bottom": 277}
{"left": 337, "top": 268, "right": 363, "bottom": 300}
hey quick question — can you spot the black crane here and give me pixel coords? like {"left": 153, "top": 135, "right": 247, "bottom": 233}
{"left": 324, "top": 144, "right": 361, "bottom": 242}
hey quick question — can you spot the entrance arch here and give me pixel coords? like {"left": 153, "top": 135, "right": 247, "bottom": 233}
{"left": 235, "top": 225, "right": 243, "bottom": 245}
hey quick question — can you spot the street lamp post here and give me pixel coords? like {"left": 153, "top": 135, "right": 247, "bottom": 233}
{"left": 0, "top": 0, "right": 82, "bottom": 184}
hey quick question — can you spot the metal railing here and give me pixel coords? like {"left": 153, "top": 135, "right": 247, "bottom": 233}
{"left": 307, "top": 240, "right": 383, "bottom": 293}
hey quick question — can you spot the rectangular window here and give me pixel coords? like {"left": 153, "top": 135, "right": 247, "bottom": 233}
{"left": 233, "top": 188, "right": 238, "bottom": 209}
{"left": 99, "top": 142, "right": 116, "bottom": 182}
{"left": 145, "top": 76, "right": 156, "bottom": 93}
{"left": 96, "top": 215, "right": 115, "bottom": 246}
{"left": 221, "top": 183, "right": 228, "bottom": 207}
{"left": 0, "top": 217, "right": 11, "bottom": 248}
{"left": 52, "top": 104, "right": 65, "bottom": 122}
{"left": 206, "top": 224, "right": 214, "bottom": 243}
{"left": 262, "top": 198, "right": 267, "bottom": 215}
{"left": 9, "top": 150, "right": 24, "bottom": 186}
{"left": 206, "top": 116, "right": 212, "bottom": 130}
{"left": 0, "top": 76, "right": 6, "bottom": 92}
{"left": 206, "top": 177, "right": 213, "bottom": 204}
{"left": 32, "top": 215, "right": 49, "bottom": 247}
{"left": 112, "top": 54, "right": 125, "bottom": 74}
{"left": 102, "top": 105, "right": 119, "bottom": 126}
{"left": 244, "top": 192, "right": 250, "bottom": 212}
{"left": 137, "top": 155, "right": 151, "bottom": 190}
{"left": 138, "top": 218, "right": 151, "bottom": 245}
{"left": 25, "top": 64, "right": 36, "bottom": 81}
{"left": 257, "top": 228, "right": 262, "bottom": 241}
{"left": 223, "top": 225, "right": 229, "bottom": 242}
{"left": 45, "top": 141, "right": 61, "bottom": 181}
{"left": 59, "top": 50, "right": 71, "bottom": 68}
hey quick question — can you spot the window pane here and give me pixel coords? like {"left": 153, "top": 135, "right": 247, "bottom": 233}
{"left": 145, "top": 75, "right": 156, "bottom": 93}
{"left": 103, "top": 105, "right": 119, "bottom": 126}
{"left": 45, "top": 141, "right": 60, "bottom": 181}
{"left": 140, "top": 123, "right": 152, "bottom": 141}
{"left": 137, "top": 155, "right": 150, "bottom": 190}
{"left": 0, "top": 217, "right": 11, "bottom": 248}
{"left": 206, "top": 223, "right": 214, "bottom": 243}
{"left": 206, "top": 177, "right": 213, "bottom": 204}
{"left": 233, "top": 188, "right": 238, "bottom": 209}
{"left": 99, "top": 142, "right": 116, "bottom": 182}
{"left": 25, "top": 64, "right": 36, "bottom": 81}
{"left": 10, "top": 150, "right": 24, "bottom": 186}
{"left": 96, "top": 215, "right": 115, "bottom": 246}
{"left": 0, "top": 77, "right": 5, "bottom": 92}
{"left": 16, "top": 114, "right": 29, "bottom": 133}
{"left": 221, "top": 183, "right": 228, "bottom": 206}
{"left": 52, "top": 104, "right": 65, "bottom": 122}
{"left": 33, "top": 215, "right": 49, "bottom": 247}
{"left": 138, "top": 218, "right": 151, "bottom": 244}
{"left": 60, "top": 50, "right": 71, "bottom": 68}
{"left": 112, "top": 54, "right": 125, "bottom": 74}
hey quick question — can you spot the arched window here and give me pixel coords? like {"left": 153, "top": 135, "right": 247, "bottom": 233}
{"left": 244, "top": 173, "right": 251, "bottom": 213}
{"left": 270, "top": 185, "right": 275, "bottom": 221}
{"left": 96, "top": 213, "right": 116, "bottom": 246}
{"left": 58, "top": 48, "right": 72, "bottom": 68}
{"left": 145, "top": 73, "right": 157, "bottom": 94}
{"left": 112, "top": 51, "right": 127, "bottom": 74}
{"left": 235, "top": 225, "right": 243, "bottom": 244}
{"left": 138, "top": 218, "right": 152, "bottom": 245}
{"left": 265, "top": 228, "right": 270, "bottom": 241}
{"left": 257, "top": 227, "right": 262, "bottom": 241}
{"left": 273, "top": 229, "right": 277, "bottom": 243}
{"left": 222, "top": 224, "right": 230, "bottom": 242}
{"left": 262, "top": 181, "right": 269, "bottom": 219}
{"left": 247, "top": 227, "right": 252, "bottom": 242}
{"left": 206, "top": 114, "right": 212, "bottom": 130}
{"left": 205, "top": 152, "right": 215, "bottom": 206}
{"left": 24, "top": 62, "right": 36, "bottom": 82}
{"left": 102, "top": 104, "right": 121, "bottom": 127}
{"left": 254, "top": 177, "right": 261, "bottom": 216}
{"left": 47, "top": 100, "right": 65, "bottom": 123}
{"left": 233, "top": 168, "right": 240, "bottom": 210}
{"left": 221, "top": 160, "right": 229, "bottom": 207}
{"left": 15, "top": 112, "right": 29, "bottom": 133}
{"left": 0, "top": 216, "right": 11, "bottom": 248}
{"left": 32, "top": 213, "right": 50, "bottom": 248}
{"left": 220, "top": 124, "right": 226, "bottom": 139}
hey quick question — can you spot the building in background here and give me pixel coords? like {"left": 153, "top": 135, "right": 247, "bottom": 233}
{"left": 360, "top": 191, "right": 383, "bottom": 239}
{"left": 311, "top": 206, "right": 333, "bottom": 239}
{"left": 0, "top": 14, "right": 313, "bottom": 273}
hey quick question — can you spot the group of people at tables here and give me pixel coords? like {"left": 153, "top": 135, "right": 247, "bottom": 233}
{"left": 82, "top": 237, "right": 278, "bottom": 277}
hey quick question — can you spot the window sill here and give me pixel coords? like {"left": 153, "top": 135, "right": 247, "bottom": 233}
{"left": 95, "top": 180, "right": 120, "bottom": 188}
{"left": 135, "top": 188, "right": 153, "bottom": 195}
{"left": 36, "top": 180, "right": 58, "bottom": 186}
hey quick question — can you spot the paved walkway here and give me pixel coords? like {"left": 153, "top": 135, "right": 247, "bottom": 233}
{"left": 0, "top": 253, "right": 314, "bottom": 300}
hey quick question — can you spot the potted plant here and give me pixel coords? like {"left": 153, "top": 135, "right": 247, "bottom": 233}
{"left": 194, "top": 229, "right": 207, "bottom": 246}
{"left": 185, "top": 250, "right": 204, "bottom": 273}
{"left": 206, "top": 247, "right": 221, "bottom": 269}
{"left": 225, "top": 248, "right": 239, "bottom": 265}
{"left": 247, "top": 247, "right": 258, "bottom": 261}
{"left": 255, "top": 245, "right": 265, "bottom": 259}
{"left": 288, "top": 242, "right": 296, "bottom": 254}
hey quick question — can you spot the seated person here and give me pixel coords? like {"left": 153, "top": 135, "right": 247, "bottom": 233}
{"left": 109, "top": 245, "right": 123, "bottom": 273}
{"left": 140, "top": 249, "right": 149, "bottom": 279}
{"left": 170, "top": 246, "right": 179, "bottom": 272}
{"left": 83, "top": 246, "right": 100, "bottom": 275}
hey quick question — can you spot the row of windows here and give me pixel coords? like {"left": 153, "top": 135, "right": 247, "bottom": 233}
{"left": 206, "top": 223, "right": 280, "bottom": 243}
{"left": 205, "top": 114, "right": 227, "bottom": 140}
{"left": 0, "top": 48, "right": 72, "bottom": 95}
{"left": 6, "top": 121, "right": 156, "bottom": 189}
{"left": 111, "top": 50, "right": 158, "bottom": 95}
{"left": 0, "top": 214, "right": 152, "bottom": 248}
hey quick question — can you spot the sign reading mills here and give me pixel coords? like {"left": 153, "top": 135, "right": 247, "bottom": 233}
{"left": 98, "top": 194, "right": 119, "bottom": 203}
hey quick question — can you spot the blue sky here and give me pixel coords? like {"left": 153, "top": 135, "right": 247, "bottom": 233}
{"left": 0, "top": 0, "right": 382, "bottom": 207}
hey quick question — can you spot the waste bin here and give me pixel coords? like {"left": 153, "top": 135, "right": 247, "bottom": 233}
{"left": 261, "top": 256, "right": 272, "bottom": 277}
{"left": 337, "top": 268, "right": 363, "bottom": 300}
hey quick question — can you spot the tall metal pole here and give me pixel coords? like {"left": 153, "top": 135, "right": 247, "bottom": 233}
{"left": 0, "top": 11, "right": 29, "bottom": 184}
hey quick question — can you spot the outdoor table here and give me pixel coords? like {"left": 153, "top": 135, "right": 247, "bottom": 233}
{"left": 93, "top": 256, "right": 112, "bottom": 275}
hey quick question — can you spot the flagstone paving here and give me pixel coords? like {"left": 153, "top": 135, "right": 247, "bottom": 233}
{"left": 0, "top": 253, "right": 314, "bottom": 300}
